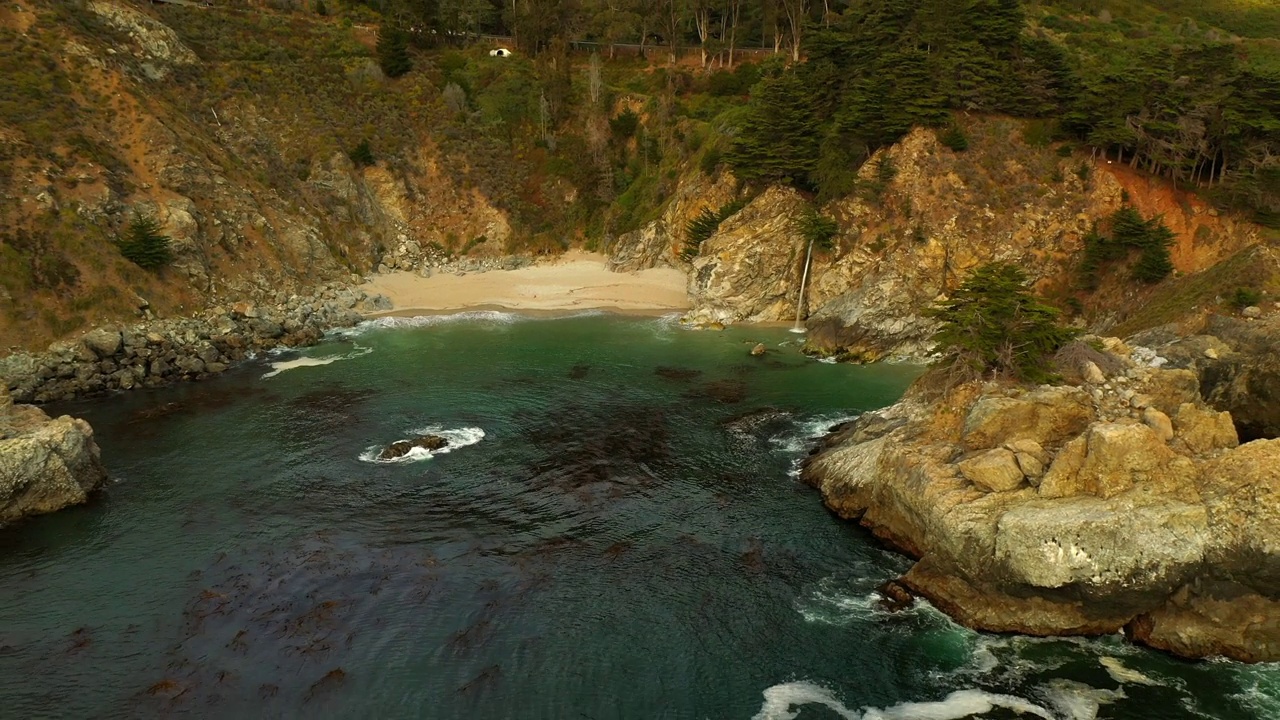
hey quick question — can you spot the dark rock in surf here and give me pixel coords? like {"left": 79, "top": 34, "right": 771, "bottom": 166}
{"left": 379, "top": 435, "right": 449, "bottom": 460}
{"left": 875, "top": 580, "right": 915, "bottom": 613}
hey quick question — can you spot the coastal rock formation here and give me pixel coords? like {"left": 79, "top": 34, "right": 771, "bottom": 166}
{"left": 1130, "top": 308, "right": 1280, "bottom": 442}
{"left": 803, "top": 339, "right": 1280, "bottom": 661}
{"left": 800, "top": 120, "right": 1259, "bottom": 361}
{"left": 607, "top": 170, "right": 738, "bottom": 273}
{"left": 685, "top": 186, "right": 809, "bottom": 324}
{"left": 0, "top": 387, "right": 107, "bottom": 525}
{"left": 0, "top": 283, "right": 369, "bottom": 404}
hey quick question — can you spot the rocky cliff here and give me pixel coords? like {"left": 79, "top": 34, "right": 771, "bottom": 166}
{"left": 802, "top": 338, "right": 1280, "bottom": 662}
{"left": 609, "top": 116, "right": 1266, "bottom": 357}
{"left": 0, "top": 0, "right": 515, "bottom": 351}
{"left": 0, "top": 386, "right": 107, "bottom": 525}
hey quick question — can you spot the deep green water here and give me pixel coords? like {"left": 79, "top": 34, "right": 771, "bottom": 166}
{"left": 0, "top": 313, "right": 1277, "bottom": 719}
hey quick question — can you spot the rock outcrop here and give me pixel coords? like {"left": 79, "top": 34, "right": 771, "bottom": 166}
{"left": 685, "top": 186, "right": 809, "bottom": 324}
{"left": 0, "top": 387, "right": 107, "bottom": 525}
{"left": 0, "top": 282, "right": 371, "bottom": 403}
{"left": 803, "top": 339, "right": 1280, "bottom": 661}
{"left": 1131, "top": 310, "right": 1280, "bottom": 442}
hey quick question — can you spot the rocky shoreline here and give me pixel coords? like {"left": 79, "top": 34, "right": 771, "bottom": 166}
{"left": 0, "top": 283, "right": 387, "bottom": 405}
{"left": 802, "top": 334, "right": 1280, "bottom": 662}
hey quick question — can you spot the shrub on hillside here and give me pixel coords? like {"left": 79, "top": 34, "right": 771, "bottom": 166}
{"left": 797, "top": 208, "right": 838, "bottom": 251}
{"left": 940, "top": 125, "right": 969, "bottom": 152}
{"left": 681, "top": 198, "right": 747, "bottom": 261}
{"left": 929, "top": 262, "right": 1077, "bottom": 383}
{"left": 116, "top": 213, "right": 172, "bottom": 270}
{"left": 348, "top": 139, "right": 375, "bottom": 167}
{"left": 1079, "top": 207, "right": 1176, "bottom": 287}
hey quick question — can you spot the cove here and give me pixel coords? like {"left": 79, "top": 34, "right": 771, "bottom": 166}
{"left": 0, "top": 313, "right": 1276, "bottom": 719}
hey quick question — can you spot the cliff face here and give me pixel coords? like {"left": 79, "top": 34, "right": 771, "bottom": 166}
{"left": 802, "top": 341, "right": 1280, "bottom": 662}
{"left": 611, "top": 116, "right": 1266, "bottom": 356}
{"left": 0, "top": 0, "right": 511, "bottom": 351}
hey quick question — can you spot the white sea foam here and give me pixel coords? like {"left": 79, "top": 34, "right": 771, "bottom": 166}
{"left": 1039, "top": 679, "right": 1125, "bottom": 720}
{"left": 752, "top": 684, "right": 1054, "bottom": 720}
{"left": 817, "top": 357, "right": 839, "bottom": 364}
{"left": 358, "top": 425, "right": 486, "bottom": 464}
{"left": 752, "top": 681, "right": 860, "bottom": 720}
{"left": 335, "top": 309, "right": 623, "bottom": 338}
{"left": 1099, "top": 656, "right": 1157, "bottom": 686}
{"left": 261, "top": 344, "right": 372, "bottom": 378}
{"left": 770, "top": 412, "right": 861, "bottom": 455}
{"left": 351, "top": 311, "right": 522, "bottom": 334}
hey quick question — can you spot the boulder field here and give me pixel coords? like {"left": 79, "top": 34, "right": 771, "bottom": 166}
{"left": 802, "top": 338, "right": 1280, "bottom": 662}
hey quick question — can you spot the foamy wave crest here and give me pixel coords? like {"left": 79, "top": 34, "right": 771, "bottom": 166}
{"left": 752, "top": 683, "right": 1054, "bottom": 720}
{"left": 1039, "top": 679, "right": 1125, "bottom": 720}
{"left": 770, "top": 412, "right": 862, "bottom": 456}
{"left": 348, "top": 311, "right": 522, "bottom": 335}
{"left": 261, "top": 344, "right": 373, "bottom": 378}
{"left": 359, "top": 425, "right": 486, "bottom": 464}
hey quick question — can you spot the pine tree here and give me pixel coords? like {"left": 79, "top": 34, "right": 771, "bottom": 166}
{"left": 377, "top": 26, "right": 412, "bottom": 78}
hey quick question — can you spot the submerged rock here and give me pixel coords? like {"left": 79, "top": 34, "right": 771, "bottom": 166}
{"left": 0, "top": 386, "right": 107, "bottom": 525}
{"left": 378, "top": 435, "right": 449, "bottom": 460}
{"left": 802, "top": 357, "right": 1280, "bottom": 662}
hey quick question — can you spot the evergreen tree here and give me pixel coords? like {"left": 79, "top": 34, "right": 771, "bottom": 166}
{"left": 929, "top": 263, "right": 1076, "bottom": 382}
{"left": 377, "top": 26, "right": 412, "bottom": 78}
{"left": 727, "top": 68, "right": 820, "bottom": 185}
{"left": 117, "top": 213, "right": 172, "bottom": 270}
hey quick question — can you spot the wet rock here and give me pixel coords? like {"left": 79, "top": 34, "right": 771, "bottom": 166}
{"left": 750, "top": 343, "right": 767, "bottom": 357}
{"left": 378, "top": 435, "right": 449, "bottom": 460}
{"left": 653, "top": 366, "right": 702, "bottom": 382}
{"left": 875, "top": 580, "right": 915, "bottom": 612}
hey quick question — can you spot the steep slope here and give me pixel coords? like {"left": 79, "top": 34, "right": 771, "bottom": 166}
{"left": 0, "top": 0, "right": 513, "bottom": 351}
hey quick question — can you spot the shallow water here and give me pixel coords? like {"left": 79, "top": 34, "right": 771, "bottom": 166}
{"left": 0, "top": 313, "right": 1275, "bottom": 719}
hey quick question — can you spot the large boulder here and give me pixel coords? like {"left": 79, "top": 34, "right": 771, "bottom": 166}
{"left": 0, "top": 387, "right": 108, "bottom": 525}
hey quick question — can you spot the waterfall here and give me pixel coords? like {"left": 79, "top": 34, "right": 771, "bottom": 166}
{"left": 791, "top": 237, "right": 815, "bottom": 334}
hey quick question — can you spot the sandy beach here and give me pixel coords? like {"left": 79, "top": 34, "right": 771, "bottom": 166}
{"left": 359, "top": 252, "right": 690, "bottom": 316}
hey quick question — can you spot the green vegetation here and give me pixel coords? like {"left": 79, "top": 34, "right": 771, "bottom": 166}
{"left": 681, "top": 199, "right": 747, "bottom": 261}
{"left": 796, "top": 208, "right": 838, "bottom": 252}
{"left": 1080, "top": 207, "right": 1176, "bottom": 288}
{"left": 116, "top": 214, "right": 172, "bottom": 271}
{"left": 348, "top": 139, "right": 376, "bottom": 167}
{"left": 377, "top": 26, "right": 412, "bottom": 78}
{"left": 930, "top": 262, "right": 1078, "bottom": 383}
{"left": 1232, "top": 286, "right": 1263, "bottom": 310}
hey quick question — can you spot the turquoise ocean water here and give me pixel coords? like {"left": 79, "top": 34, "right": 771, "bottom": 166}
{"left": 0, "top": 312, "right": 1276, "bottom": 719}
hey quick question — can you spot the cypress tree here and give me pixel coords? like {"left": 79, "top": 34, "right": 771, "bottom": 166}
{"left": 117, "top": 214, "right": 172, "bottom": 270}
{"left": 727, "top": 69, "right": 820, "bottom": 185}
{"left": 377, "top": 26, "right": 412, "bottom": 78}
{"left": 929, "top": 263, "right": 1076, "bottom": 382}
